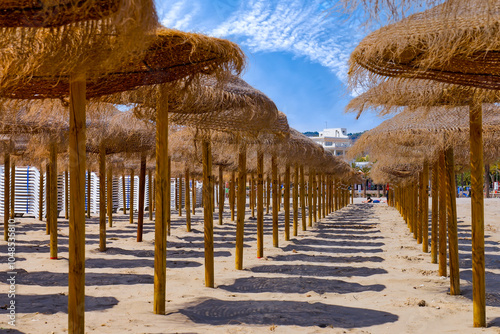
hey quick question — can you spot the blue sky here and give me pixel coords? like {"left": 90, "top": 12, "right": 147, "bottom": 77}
{"left": 155, "top": 0, "right": 390, "bottom": 133}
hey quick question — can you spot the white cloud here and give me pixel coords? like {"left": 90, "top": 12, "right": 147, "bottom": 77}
{"left": 159, "top": 0, "right": 200, "bottom": 31}
{"left": 210, "top": 0, "right": 365, "bottom": 85}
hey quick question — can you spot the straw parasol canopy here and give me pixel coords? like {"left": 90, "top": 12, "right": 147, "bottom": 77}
{"left": 0, "top": 0, "right": 159, "bottom": 93}
{"left": 108, "top": 74, "right": 285, "bottom": 135}
{"left": 346, "top": 79, "right": 500, "bottom": 118}
{"left": 349, "top": 0, "right": 500, "bottom": 91}
{"left": 348, "top": 104, "right": 500, "bottom": 163}
{"left": 0, "top": 0, "right": 153, "bottom": 28}
{"left": 1, "top": 27, "right": 245, "bottom": 100}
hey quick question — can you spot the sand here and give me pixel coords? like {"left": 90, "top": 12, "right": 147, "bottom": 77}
{"left": 1, "top": 197, "right": 500, "bottom": 333}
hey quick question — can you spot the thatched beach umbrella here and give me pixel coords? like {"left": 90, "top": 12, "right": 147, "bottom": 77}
{"left": 0, "top": 24, "right": 244, "bottom": 333}
{"left": 348, "top": 1, "right": 500, "bottom": 325}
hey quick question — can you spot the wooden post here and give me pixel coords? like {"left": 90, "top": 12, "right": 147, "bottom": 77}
{"left": 312, "top": 170, "right": 317, "bottom": 222}
{"left": 39, "top": 165, "right": 43, "bottom": 222}
{"left": 445, "top": 147, "right": 460, "bottom": 296}
{"left": 99, "top": 145, "right": 106, "bottom": 251}
{"left": 185, "top": 167, "right": 191, "bottom": 232}
{"left": 86, "top": 168, "right": 91, "bottom": 218}
{"left": 431, "top": 161, "right": 439, "bottom": 264}
{"left": 308, "top": 171, "right": 313, "bottom": 227}
{"left": 153, "top": 86, "right": 168, "bottom": 314}
{"left": 323, "top": 175, "right": 326, "bottom": 218}
{"left": 300, "top": 165, "right": 306, "bottom": 231}
{"left": 49, "top": 142, "right": 58, "bottom": 259}
{"left": 230, "top": 171, "right": 235, "bottom": 221}
{"left": 137, "top": 155, "right": 146, "bottom": 242}
{"left": 439, "top": 152, "right": 449, "bottom": 276}
{"left": 417, "top": 172, "right": 423, "bottom": 244}
{"left": 46, "top": 162, "right": 51, "bottom": 235}
{"left": 65, "top": 170, "right": 69, "bottom": 220}
{"left": 202, "top": 139, "right": 214, "bottom": 284}
{"left": 250, "top": 172, "right": 255, "bottom": 218}
{"left": 192, "top": 174, "right": 196, "bottom": 215}
{"left": 266, "top": 175, "right": 271, "bottom": 214}
{"left": 68, "top": 74, "right": 87, "bottom": 333}
{"left": 293, "top": 164, "right": 299, "bottom": 237}
{"left": 148, "top": 170, "right": 153, "bottom": 221}
{"left": 257, "top": 151, "right": 264, "bottom": 258}
{"left": 278, "top": 175, "right": 282, "bottom": 212}
{"left": 10, "top": 160, "right": 15, "bottom": 219}
{"left": 167, "top": 156, "right": 171, "bottom": 236}
{"left": 129, "top": 169, "right": 134, "bottom": 224}
{"left": 422, "top": 161, "right": 429, "bottom": 253}
{"left": 218, "top": 165, "right": 224, "bottom": 225}
{"left": 236, "top": 144, "right": 247, "bottom": 269}
{"left": 470, "top": 102, "right": 485, "bottom": 327}
{"left": 178, "top": 176, "right": 182, "bottom": 217}
{"left": 3, "top": 152, "right": 9, "bottom": 241}
{"left": 316, "top": 173, "right": 320, "bottom": 221}
{"left": 122, "top": 173, "right": 127, "bottom": 215}
{"left": 107, "top": 163, "right": 113, "bottom": 228}
{"left": 272, "top": 155, "right": 278, "bottom": 247}
{"left": 284, "top": 164, "right": 290, "bottom": 241}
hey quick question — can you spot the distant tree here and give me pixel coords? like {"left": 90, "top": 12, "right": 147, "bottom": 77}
{"left": 303, "top": 131, "right": 319, "bottom": 137}
{"left": 347, "top": 131, "right": 366, "bottom": 142}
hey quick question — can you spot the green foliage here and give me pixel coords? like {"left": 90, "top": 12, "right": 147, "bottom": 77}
{"left": 347, "top": 131, "right": 366, "bottom": 142}
{"left": 303, "top": 131, "right": 319, "bottom": 137}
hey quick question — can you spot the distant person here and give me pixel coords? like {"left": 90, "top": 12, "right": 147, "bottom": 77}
{"left": 363, "top": 195, "right": 373, "bottom": 203}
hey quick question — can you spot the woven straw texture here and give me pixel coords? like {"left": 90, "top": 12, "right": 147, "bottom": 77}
{"left": 349, "top": 0, "right": 500, "bottom": 91}
{"left": 0, "top": 27, "right": 244, "bottom": 99}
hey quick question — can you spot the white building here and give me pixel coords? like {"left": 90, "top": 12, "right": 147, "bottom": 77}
{"left": 309, "top": 128, "right": 351, "bottom": 156}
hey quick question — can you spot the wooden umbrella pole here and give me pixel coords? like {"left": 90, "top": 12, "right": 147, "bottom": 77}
{"left": 122, "top": 172, "right": 127, "bottom": 215}
{"left": 10, "top": 160, "right": 15, "bottom": 219}
{"left": 46, "top": 161, "right": 51, "bottom": 233}
{"left": 316, "top": 173, "right": 320, "bottom": 221}
{"left": 250, "top": 173, "right": 255, "bottom": 218}
{"left": 153, "top": 86, "right": 168, "bottom": 314}
{"left": 192, "top": 174, "right": 196, "bottom": 215}
{"left": 266, "top": 175, "right": 271, "bottom": 214}
{"left": 98, "top": 144, "right": 106, "bottom": 251}
{"left": 179, "top": 176, "right": 182, "bottom": 217}
{"left": 68, "top": 74, "right": 86, "bottom": 333}
{"left": 3, "top": 152, "right": 10, "bottom": 241}
{"left": 230, "top": 171, "right": 235, "bottom": 220}
{"left": 167, "top": 156, "right": 171, "bottom": 236}
{"left": 300, "top": 165, "right": 306, "bottom": 231}
{"left": 413, "top": 183, "right": 418, "bottom": 239}
{"left": 148, "top": 170, "right": 153, "bottom": 221}
{"left": 185, "top": 167, "right": 191, "bottom": 232}
{"left": 202, "top": 139, "right": 215, "bottom": 283}
{"left": 351, "top": 183, "right": 354, "bottom": 205}
{"left": 334, "top": 179, "right": 338, "bottom": 212}
{"left": 130, "top": 169, "right": 134, "bottom": 224}
{"left": 257, "top": 151, "right": 264, "bottom": 258}
{"left": 292, "top": 164, "right": 298, "bottom": 237}
{"left": 107, "top": 163, "right": 113, "bottom": 228}
{"left": 445, "top": 147, "right": 460, "bottom": 296}
{"left": 417, "top": 172, "right": 423, "bottom": 244}
{"left": 470, "top": 101, "right": 485, "bottom": 327}
{"left": 50, "top": 142, "right": 58, "bottom": 259}
{"left": 137, "top": 154, "right": 146, "bottom": 242}
{"left": 308, "top": 172, "right": 312, "bottom": 227}
{"left": 278, "top": 175, "right": 281, "bottom": 212}
{"left": 422, "top": 161, "right": 429, "bottom": 253}
{"left": 39, "top": 165, "right": 43, "bottom": 222}
{"left": 218, "top": 165, "right": 224, "bottom": 225}
{"left": 323, "top": 175, "right": 327, "bottom": 214}
{"left": 284, "top": 164, "right": 290, "bottom": 241}
{"left": 65, "top": 170, "right": 69, "bottom": 220}
{"left": 235, "top": 143, "right": 247, "bottom": 269}
{"left": 431, "top": 161, "right": 439, "bottom": 264}
{"left": 271, "top": 155, "right": 278, "bottom": 247}
{"left": 86, "top": 168, "right": 91, "bottom": 218}
{"left": 312, "top": 170, "right": 317, "bottom": 222}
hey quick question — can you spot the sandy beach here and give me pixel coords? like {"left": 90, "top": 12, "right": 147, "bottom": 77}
{"left": 1, "top": 198, "right": 500, "bottom": 333}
